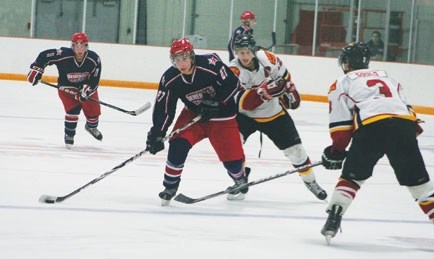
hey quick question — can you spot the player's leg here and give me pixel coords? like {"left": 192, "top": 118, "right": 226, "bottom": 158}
{"left": 81, "top": 91, "right": 102, "bottom": 141}
{"left": 207, "top": 118, "right": 248, "bottom": 200}
{"left": 322, "top": 122, "right": 385, "bottom": 240}
{"left": 386, "top": 119, "right": 434, "bottom": 223}
{"left": 58, "top": 89, "right": 82, "bottom": 148}
{"left": 236, "top": 112, "right": 257, "bottom": 143}
{"left": 159, "top": 109, "right": 205, "bottom": 206}
{"left": 261, "top": 112, "right": 327, "bottom": 200}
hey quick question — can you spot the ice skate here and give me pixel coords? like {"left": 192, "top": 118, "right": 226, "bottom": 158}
{"left": 64, "top": 134, "right": 74, "bottom": 149}
{"left": 159, "top": 187, "right": 178, "bottom": 206}
{"left": 85, "top": 124, "right": 103, "bottom": 141}
{"left": 304, "top": 180, "right": 328, "bottom": 200}
{"left": 227, "top": 167, "right": 250, "bottom": 201}
{"left": 321, "top": 205, "right": 343, "bottom": 245}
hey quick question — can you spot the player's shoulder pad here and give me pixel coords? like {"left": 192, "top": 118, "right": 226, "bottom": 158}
{"left": 86, "top": 50, "right": 101, "bottom": 63}
{"left": 228, "top": 59, "right": 241, "bottom": 77}
{"left": 328, "top": 80, "right": 338, "bottom": 94}
{"left": 47, "top": 47, "right": 72, "bottom": 57}
{"left": 256, "top": 50, "right": 278, "bottom": 66}
{"left": 230, "top": 66, "right": 241, "bottom": 77}
{"left": 160, "top": 66, "right": 180, "bottom": 87}
{"left": 60, "top": 47, "right": 74, "bottom": 55}
{"left": 201, "top": 53, "right": 223, "bottom": 62}
{"left": 196, "top": 53, "right": 224, "bottom": 70}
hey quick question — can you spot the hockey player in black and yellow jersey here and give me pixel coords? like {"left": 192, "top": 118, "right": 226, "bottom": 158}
{"left": 321, "top": 42, "right": 434, "bottom": 244}
{"left": 229, "top": 34, "right": 327, "bottom": 201}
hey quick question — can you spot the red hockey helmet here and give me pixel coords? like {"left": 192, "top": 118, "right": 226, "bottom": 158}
{"left": 240, "top": 11, "right": 256, "bottom": 21}
{"left": 170, "top": 38, "right": 193, "bottom": 56}
{"left": 71, "top": 32, "right": 89, "bottom": 45}
{"left": 170, "top": 38, "right": 195, "bottom": 64}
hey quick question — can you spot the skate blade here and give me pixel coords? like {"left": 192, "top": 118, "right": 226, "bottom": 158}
{"left": 226, "top": 193, "right": 245, "bottom": 201}
{"left": 325, "top": 235, "right": 332, "bottom": 245}
{"left": 65, "top": 144, "right": 72, "bottom": 149}
{"left": 160, "top": 199, "right": 171, "bottom": 206}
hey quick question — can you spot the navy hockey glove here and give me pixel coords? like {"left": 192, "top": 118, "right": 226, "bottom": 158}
{"left": 257, "top": 77, "right": 286, "bottom": 101}
{"left": 76, "top": 84, "right": 96, "bottom": 102}
{"left": 322, "top": 145, "right": 347, "bottom": 170}
{"left": 146, "top": 128, "right": 165, "bottom": 155}
{"left": 199, "top": 98, "right": 219, "bottom": 122}
{"left": 27, "top": 65, "right": 44, "bottom": 86}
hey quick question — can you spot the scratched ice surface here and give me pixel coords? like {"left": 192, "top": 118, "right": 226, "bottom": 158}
{"left": 1, "top": 81, "right": 433, "bottom": 258}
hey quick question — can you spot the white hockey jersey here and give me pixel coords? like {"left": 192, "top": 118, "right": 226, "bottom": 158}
{"left": 328, "top": 69, "right": 416, "bottom": 151}
{"left": 229, "top": 50, "right": 290, "bottom": 121}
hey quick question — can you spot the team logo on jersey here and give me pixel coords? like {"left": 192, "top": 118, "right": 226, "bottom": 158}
{"left": 67, "top": 72, "right": 89, "bottom": 83}
{"left": 208, "top": 56, "right": 218, "bottom": 66}
{"left": 264, "top": 51, "right": 277, "bottom": 65}
{"left": 185, "top": 86, "right": 216, "bottom": 105}
{"left": 328, "top": 81, "right": 337, "bottom": 93}
{"left": 56, "top": 49, "right": 63, "bottom": 56}
{"left": 230, "top": 66, "right": 240, "bottom": 76}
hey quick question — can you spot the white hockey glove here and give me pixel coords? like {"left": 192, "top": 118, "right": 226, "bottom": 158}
{"left": 76, "top": 84, "right": 96, "bottom": 102}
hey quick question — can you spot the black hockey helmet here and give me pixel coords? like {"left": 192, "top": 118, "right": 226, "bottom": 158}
{"left": 234, "top": 33, "right": 256, "bottom": 52}
{"left": 338, "top": 42, "right": 371, "bottom": 71}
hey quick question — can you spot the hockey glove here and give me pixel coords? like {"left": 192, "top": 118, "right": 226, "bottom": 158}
{"left": 408, "top": 105, "right": 424, "bottom": 136}
{"left": 27, "top": 65, "right": 44, "bottom": 86}
{"left": 415, "top": 118, "right": 424, "bottom": 136}
{"left": 281, "top": 81, "right": 301, "bottom": 109}
{"left": 322, "top": 145, "right": 347, "bottom": 170}
{"left": 146, "top": 128, "right": 165, "bottom": 155}
{"left": 199, "top": 98, "right": 219, "bottom": 122}
{"left": 257, "top": 77, "right": 286, "bottom": 101}
{"left": 77, "top": 84, "right": 96, "bottom": 102}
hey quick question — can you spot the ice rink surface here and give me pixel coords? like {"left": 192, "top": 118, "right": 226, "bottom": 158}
{"left": 1, "top": 80, "right": 433, "bottom": 258}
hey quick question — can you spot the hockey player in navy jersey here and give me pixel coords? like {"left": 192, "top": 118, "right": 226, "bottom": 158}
{"left": 321, "top": 42, "right": 434, "bottom": 244}
{"left": 227, "top": 10, "right": 256, "bottom": 62}
{"left": 229, "top": 34, "right": 327, "bottom": 201}
{"left": 27, "top": 32, "right": 103, "bottom": 149}
{"left": 146, "top": 38, "right": 248, "bottom": 206}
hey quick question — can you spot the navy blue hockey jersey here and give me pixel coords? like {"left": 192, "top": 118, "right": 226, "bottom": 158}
{"left": 30, "top": 47, "right": 101, "bottom": 89}
{"left": 153, "top": 53, "right": 240, "bottom": 134}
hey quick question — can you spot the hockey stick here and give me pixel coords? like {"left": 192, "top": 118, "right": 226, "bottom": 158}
{"left": 39, "top": 115, "right": 202, "bottom": 204}
{"left": 266, "top": 31, "right": 276, "bottom": 50}
{"left": 174, "top": 161, "right": 322, "bottom": 204}
{"left": 40, "top": 80, "right": 151, "bottom": 116}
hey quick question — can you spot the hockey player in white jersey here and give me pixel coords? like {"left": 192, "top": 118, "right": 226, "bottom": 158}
{"left": 321, "top": 42, "right": 434, "bottom": 244}
{"left": 229, "top": 34, "right": 327, "bottom": 201}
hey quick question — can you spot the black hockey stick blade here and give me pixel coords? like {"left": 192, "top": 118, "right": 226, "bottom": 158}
{"left": 175, "top": 190, "right": 228, "bottom": 204}
{"left": 39, "top": 195, "right": 65, "bottom": 204}
{"left": 174, "top": 161, "right": 322, "bottom": 204}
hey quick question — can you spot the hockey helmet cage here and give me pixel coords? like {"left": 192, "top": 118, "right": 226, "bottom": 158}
{"left": 338, "top": 42, "right": 371, "bottom": 71}
{"left": 234, "top": 33, "right": 256, "bottom": 52}
{"left": 170, "top": 38, "right": 195, "bottom": 64}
